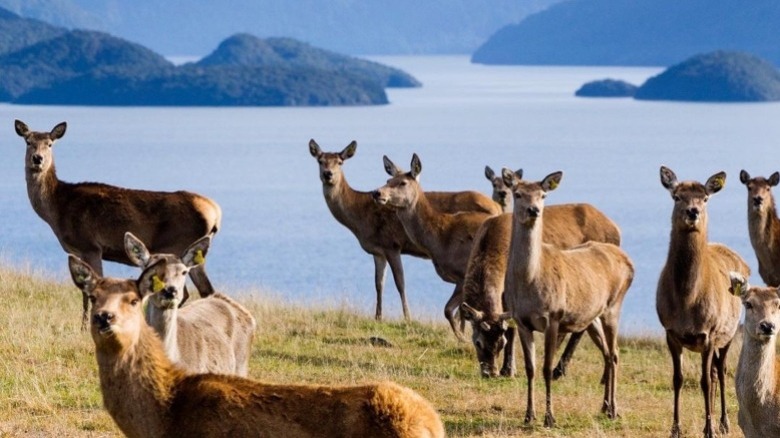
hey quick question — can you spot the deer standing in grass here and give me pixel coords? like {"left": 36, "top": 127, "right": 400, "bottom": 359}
{"left": 68, "top": 255, "right": 444, "bottom": 438}
{"left": 502, "top": 169, "right": 633, "bottom": 427}
{"left": 124, "top": 232, "right": 256, "bottom": 376}
{"left": 15, "top": 120, "right": 221, "bottom": 327}
{"left": 740, "top": 170, "right": 780, "bottom": 286}
{"left": 309, "top": 140, "right": 498, "bottom": 322}
{"left": 728, "top": 273, "right": 780, "bottom": 438}
{"left": 656, "top": 166, "right": 749, "bottom": 438}
{"left": 462, "top": 167, "right": 620, "bottom": 379}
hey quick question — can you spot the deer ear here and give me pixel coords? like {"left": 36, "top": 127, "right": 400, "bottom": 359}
{"left": 14, "top": 119, "right": 29, "bottom": 137}
{"left": 501, "top": 168, "right": 518, "bottom": 188}
{"left": 68, "top": 255, "right": 98, "bottom": 292}
{"left": 739, "top": 170, "right": 750, "bottom": 185}
{"left": 182, "top": 235, "right": 211, "bottom": 267}
{"left": 660, "top": 166, "right": 678, "bottom": 193}
{"left": 460, "top": 302, "right": 483, "bottom": 322}
{"left": 705, "top": 171, "right": 726, "bottom": 195}
{"left": 340, "top": 141, "right": 357, "bottom": 160}
{"left": 410, "top": 154, "right": 422, "bottom": 179}
{"left": 484, "top": 166, "right": 495, "bottom": 181}
{"left": 770, "top": 172, "right": 780, "bottom": 187}
{"left": 50, "top": 122, "right": 66, "bottom": 140}
{"left": 541, "top": 171, "right": 563, "bottom": 192}
{"left": 137, "top": 259, "right": 166, "bottom": 298}
{"left": 729, "top": 272, "right": 748, "bottom": 298}
{"left": 308, "top": 139, "right": 322, "bottom": 158}
{"left": 124, "top": 232, "right": 150, "bottom": 267}
{"left": 384, "top": 155, "right": 402, "bottom": 176}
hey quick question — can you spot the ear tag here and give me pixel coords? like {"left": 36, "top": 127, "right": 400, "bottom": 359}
{"left": 713, "top": 177, "right": 725, "bottom": 190}
{"left": 732, "top": 282, "right": 743, "bottom": 297}
{"left": 548, "top": 180, "right": 558, "bottom": 190}
{"left": 193, "top": 249, "right": 206, "bottom": 265}
{"left": 507, "top": 319, "right": 518, "bottom": 329}
{"left": 152, "top": 275, "right": 165, "bottom": 293}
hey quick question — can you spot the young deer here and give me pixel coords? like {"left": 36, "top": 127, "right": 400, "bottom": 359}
{"left": 372, "top": 154, "right": 496, "bottom": 340}
{"left": 68, "top": 255, "right": 444, "bottom": 438}
{"left": 740, "top": 170, "right": 780, "bottom": 286}
{"left": 309, "top": 139, "right": 498, "bottom": 322}
{"left": 15, "top": 120, "right": 221, "bottom": 327}
{"left": 502, "top": 169, "right": 633, "bottom": 427}
{"left": 124, "top": 232, "right": 256, "bottom": 376}
{"left": 656, "top": 166, "right": 749, "bottom": 438}
{"left": 729, "top": 273, "right": 780, "bottom": 438}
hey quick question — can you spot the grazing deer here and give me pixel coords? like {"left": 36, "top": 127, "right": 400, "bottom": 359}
{"left": 502, "top": 169, "right": 633, "bottom": 427}
{"left": 729, "top": 273, "right": 780, "bottom": 438}
{"left": 309, "top": 139, "right": 498, "bottom": 322}
{"left": 461, "top": 169, "right": 620, "bottom": 378}
{"left": 15, "top": 120, "right": 221, "bottom": 327}
{"left": 740, "top": 170, "right": 780, "bottom": 286}
{"left": 372, "top": 154, "right": 496, "bottom": 340}
{"left": 68, "top": 255, "right": 445, "bottom": 438}
{"left": 124, "top": 232, "right": 256, "bottom": 376}
{"left": 656, "top": 166, "right": 749, "bottom": 438}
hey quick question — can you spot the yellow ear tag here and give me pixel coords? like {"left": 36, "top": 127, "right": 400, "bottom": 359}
{"left": 152, "top": 275, "right": 165, "bottom": 293}
{"left": 193, "top": 249, "right": 205, "bottom": 265}
{"left": 548, "top": 180, "right": 558, "bottom": 190}
{"left": 507, "top": 319, "right": 518, "bottom": 329}
{"left": 732, "top": 282, "right": 742, "bottom": 297}
{"left": 714, "top": 177, "right": 725, "bottom": 190}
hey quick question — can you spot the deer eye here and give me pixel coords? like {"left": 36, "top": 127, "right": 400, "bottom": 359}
{"left": 130, "top": 298, "right": 140, "bottom": 306}
{"left": 399, "top": 181, "right": 407, "bottom": 187}
{"left": 541, "top": 194, "right": 547, "bottom": 199}
{"left": 88, "top": 296, "right": 97, "bottom": 304}
{"left": 703, "top": 196, "right": 709, "bottom": 203}
{"left": 673, "top": 195, "right": 681, "bottom": 202}
{"left": 745, "top": 302, "right": 753, "bottom": 310}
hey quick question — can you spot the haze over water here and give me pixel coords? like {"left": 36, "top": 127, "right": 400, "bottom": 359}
{"left": 1, "top": 55, "right": 778, "bottom": 335}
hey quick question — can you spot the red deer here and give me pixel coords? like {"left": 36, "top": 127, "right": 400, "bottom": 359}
{"left": 739, "top": 170, "right": 780, "bottom": 286}
{"left": 15, "top": 120, "right": 221, "bottom": 327}
{"left": 68, "top": 255, "right": 445, "bottom": 438}
{"left": 656, "top": 166, "right": 749, "bottom": 438}
{"left": 502, "top": 169, "right": 633, "bottom": 427}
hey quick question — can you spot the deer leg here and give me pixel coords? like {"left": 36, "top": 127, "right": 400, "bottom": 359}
{"left": 600, "top": 316, "right": 619, "bottom": 419}
{"left": 586, "top": 318, "right": 609, "bottom": 385}
{"left": 372, "top": 255, "right": 388, "bottom": 321}
{"left": 500, "top": 324, "right": 516, "bottom": 377}
{"left": 715, "top": 343, "right": 731, "bottom": 434}
{"left": 666, "top": 332, "right": 683, "bottom": 438}
{"left": 700, "top": 348, "right": 716, "bottom": 438}
{"left": 444, "top": 283, "right": 466, "bottom": 342}
{"left": 385, "top": 251, "right": 410, "bottom": 321}
{"left": 517, "top": 323, "right": 536, "bottom": 423}
{"left": 188, "top": 264, "right": 215, "bottom": 297}
{"left": 81, "top": 251, "right": 103, "bottom": 331}
{"left": 552, "top": 331, "right": 584, "bottom": 380}
{"left": 543, "top": 319, "right": 560, "bottom": 428}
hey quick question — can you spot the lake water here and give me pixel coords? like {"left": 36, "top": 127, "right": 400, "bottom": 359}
{"left": 2, "top": 55, "right": 779, "bottom": 335}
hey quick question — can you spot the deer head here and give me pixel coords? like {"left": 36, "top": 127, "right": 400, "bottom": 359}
{"left": 372, "top": 154, "right": 423, "bottom": 209}
{"left": 460, "top": 302, "right": 512, "bottom": 378}
{"left": 485, "top": 165, "right": 515, "bottom": 210}
{"left": 730, "top": 272, "right": 780, "bottom": 343}
{"left": 308, "top": 139, "right": 357, "bottom": 186}
{"left": 660, "top": 166, "right": 725, "bottom": 232}
{"left": 502, "top": 169, "right": 559, "bottom": 227}
{"left": 14, "top": 119, "right": 66, "bottom": 174}
{"left": 740, "top": 169, "right": 779, "bottom": 213}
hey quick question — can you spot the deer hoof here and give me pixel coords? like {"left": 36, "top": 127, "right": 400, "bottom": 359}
{"left": 543, "top": 412, "right": 555, "bottom": 428}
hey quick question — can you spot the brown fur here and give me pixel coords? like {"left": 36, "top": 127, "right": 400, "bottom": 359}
{"left": 15, "top": 120, "right": 221, "bottom": 327}
{"left": 740, "top": 170, "right": 780, "bottom": 286}
{"left": 309, "top": 140, "right": 498, "bottom": 322}
{"left": 728, "top": 274, "right": 780, "bottom": 438}
{"left": 502, "top": 170, "right": 634, "bottom": 427}
{"left": 373, "top": 154, "right": 495, "bottom": 340}
{"left": 68, "top": 255, "right": 445, "bottom": 438}
{"left": 656, "top": 166, "right": 749, "bottom": 438}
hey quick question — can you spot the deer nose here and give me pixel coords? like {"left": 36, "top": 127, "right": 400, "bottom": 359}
{"left": 322, "top": 170, "right": 333, "bottom": 180}
{"left": 759, "top": 321, "right": 776, "bottom": 335}
{"left": 31, "top": 154, "right": 43, "bottom": 165}
{"left": 498, "top": 191, "right": 507, "bottom": 200}
{"left": 93, "top": 311, "right": 114, "bottom": 326}
{"left": 754, "top": 196, "right": 764, "bottom": 206}
{"left": 162, "top": 287, "right": 176, "bottom": 300}
{"left": 686, "top": 208, "right": 699, "bottom": 220}
{"left": 371, "top": 190, "right": 381, "bottom": 201}
{"left": 527, "top": 206, "right": 540, "bottom": 218}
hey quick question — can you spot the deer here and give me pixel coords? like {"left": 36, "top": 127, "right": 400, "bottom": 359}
{"left": 15, "top": 120, "right": 221, "bottom": 328}
{"left": 739, "top": 170, "right": 780, "bottom": 286}
{"left": 728, "top": 273, "right": 780, "bottom": 438}
{"left": 501, "top": 169, "right": 633, "bottom": 428}
{"left": 309, "top": 139, "right": 498, "bottom": 322}
{"left": 485, "top": 165, "right": 514, "bottom": 214}
{"left": 461, "top": 168, "right": 621, "bottom": 380}
{"left": 68, "top": 255, "right": 445, "bottom": 438}
{"left": 124, "top": 232, "right": 256, "bottom": 376}
{"left": 656, "top": 166, "right": 749, "bottom": 438}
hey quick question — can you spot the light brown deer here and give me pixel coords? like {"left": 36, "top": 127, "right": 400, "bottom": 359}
{"left": 124, "top": 232, "right": 256, "bottom": 376}
{"left": 68, "top": 255, "right": 444, "bottom": 438}
{"left": 372, "top": 154, "right": 497, "bottom": 340}
{"left": 502, "top": 169, "right": 633, "bottom": 427}
{"left": 461, "top": 168, "right": 620, "bottom": 379}
{"left": 485, "top": 165, "right": 513, "bottom": 213}
{"left": 740, "top": 170, "right": 780, "bottom": 286}
{"left": 15, "top": 120, "right": 221, "bottom": 327}
{"left": 656, "top": 166, "right": 749, "bottom": 438}
{"left": 309, "top": 139, "right": 498, "bottom": 322}
{"left": 728, "top": 273, "right": 780, "bottom": 438}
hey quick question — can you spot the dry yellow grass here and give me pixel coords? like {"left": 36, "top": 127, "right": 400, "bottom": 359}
{"left": 0, "top": 267, "right": 749, "bottom": 437}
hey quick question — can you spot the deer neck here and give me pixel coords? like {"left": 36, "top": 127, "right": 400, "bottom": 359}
{"left": 145, "top": 304, "right": 181, "bottom": 364}
{"left": 508, "top": 211, "right": 544, "bottom": 283}
{"left": 396, "top": 190, "right": 441, "bottom": 250}
{"left": 95, "top": 324, "right": 178, "bottom": 437}
{"left": 667, "top": 222, "right": 708, "bottom": 293}
{"left": 25, "top": 164, "right": 60, "bottom": 224}
{"left": 738, "top": 333, "right": 778, "bottom": 405}
{"left": 321, "top": 177, "right": 366, "bottom": 227}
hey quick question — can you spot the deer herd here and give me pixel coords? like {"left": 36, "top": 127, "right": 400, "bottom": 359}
{"left": 11, "top": 119, "right": 780, "bottom": 437}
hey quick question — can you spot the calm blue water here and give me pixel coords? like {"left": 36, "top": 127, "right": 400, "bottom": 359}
{"left": 2, "top": 56, "right": 779, "bottom": 335}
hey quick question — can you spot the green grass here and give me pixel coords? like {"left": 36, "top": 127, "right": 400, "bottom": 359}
{"left": 0, "top": 267, "right": 748, "bottom": 437}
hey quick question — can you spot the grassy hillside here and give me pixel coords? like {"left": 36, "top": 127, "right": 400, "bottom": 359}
{"left": 0, "top": 267, "right": 748, "bottom": 437}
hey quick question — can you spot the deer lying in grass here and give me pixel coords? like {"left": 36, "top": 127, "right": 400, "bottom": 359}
{"left": 69, "top": 255, "right": 445, "bottom": 438}
{"left": 728, "top": 273, "right": 780, "bottom": 438}
{"left": 461, "top": 168, "right": 620, "bottom": 379}
{"left": 124, "top": 232, "right": 256, "bottom": 376}
{"left": 15, "top": 120, "right": 221, "bottom": 327}
{"left": 309, "top": 140, "right": 498, "bottom": 322}
{"left": 502, "top": 169, "right": 633, "bottom": 427}
{"left": 740, "top": 170, "right": 780, "bottom": 286}
{"left": 372, "top": 154, "right": 497, "bottom": 340}
{"left": 656, "top": 167, "right": 749, "bottom": 438}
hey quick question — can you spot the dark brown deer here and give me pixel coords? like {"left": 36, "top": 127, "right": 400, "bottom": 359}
{"left": 15, "top": 120, "right": 221, "bottom": 327}
{"left": 739, "top": 170, "right": 780, "bottom": 286}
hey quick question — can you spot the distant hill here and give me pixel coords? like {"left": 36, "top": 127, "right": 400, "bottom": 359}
{"left": 634, "top": 51, "right": 780, "bottom": 102}
{"left": 575, "top": 79, "right": 637, "bottom": 98}
{"left": 472, "top": 0, "right": 780, "bottom": 66}
{"left": 0, "top": 0, "right": 563, "bottom": 56}
{"left": 197, "top": 34, "right": 420, "bottom": 88}
{"left": 0, "top": 7, "right": 64, "bottom": 55}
